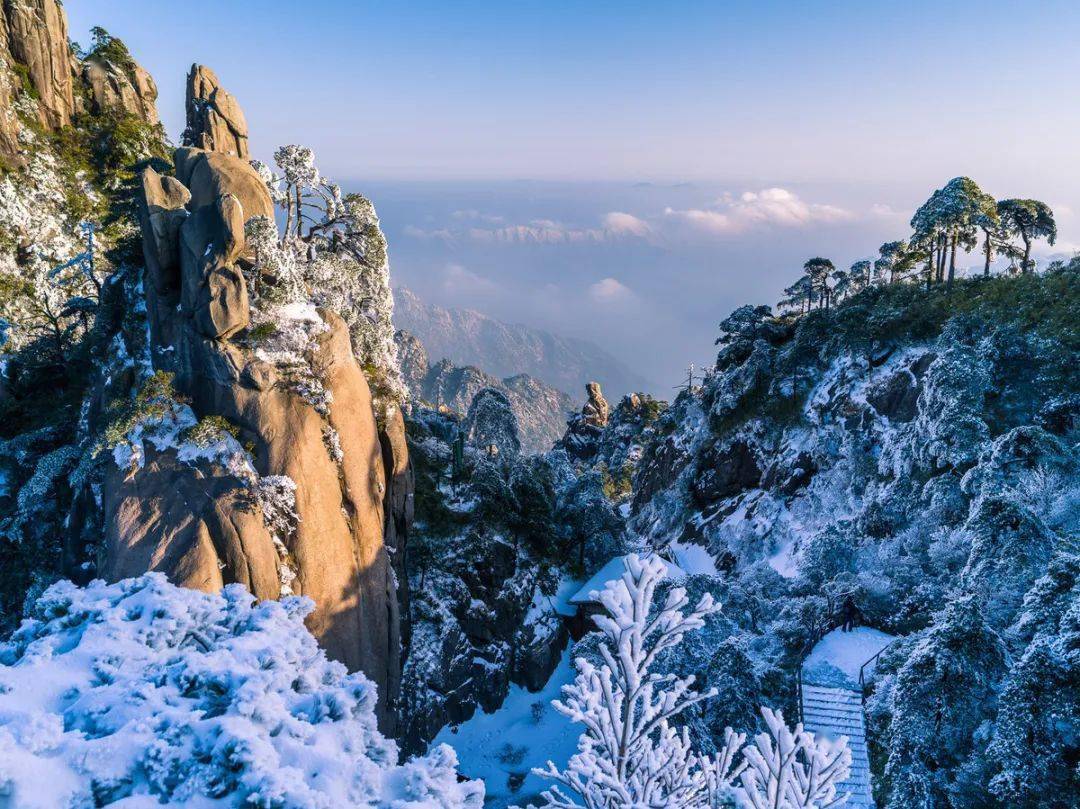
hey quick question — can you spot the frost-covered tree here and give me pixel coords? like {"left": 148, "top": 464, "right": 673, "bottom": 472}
{"left": 0, "top": 221, "right": 101, "bottom": 365}
{"left": 874, "top": 596, "right": 1008, "bottom": 808}
{"left": 874, "top": 240, "right": 918, "bottom": 285}
{"left": 0, "top": 574, "right": 484, "bottom": 807}
{"left": 250, "top": 145, "right": 404, "bottom": 412}
{"left": 912, "top": 322, "right": 991, "bottom": 471}
{"left": 997, "top": 199, "right": 1057, "bottom": 274}
{"left": 532, "top": 554, "right": 851, "bottom": 809}
{"left": 987, "top": 592, "right": 1080, "bottom": 808}
{"left": 911, "top": 177, "right": 996, "bottom": 287}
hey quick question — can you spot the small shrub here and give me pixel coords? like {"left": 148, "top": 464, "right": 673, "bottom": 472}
{"left": 183, "top": 415, "right": 239, "bottom": 448}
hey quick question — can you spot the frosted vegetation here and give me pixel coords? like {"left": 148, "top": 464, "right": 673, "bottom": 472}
{"left": 248, "top": 145, "right": 405, "bottom": 414}
{"left": 0, "top": 575, "right": 483, "bottom": 807}
{"left": 532, "top": 554, "right": 851, "bottom": 809}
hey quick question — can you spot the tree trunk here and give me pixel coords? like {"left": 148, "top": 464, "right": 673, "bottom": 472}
{"left": 947, "top": 232, "right": 958, "bottom": 289}
{"left": 284, "top": 182, "right": 294, "bottom": 237}
{"left": 1022, "top": 234, "right": 1032, "bottom": 273}
{"left": 296, "top": 186, "right": 304, "bottom": 238}
{"left": 983, "top": 228, "right": 992, "bottom": 276}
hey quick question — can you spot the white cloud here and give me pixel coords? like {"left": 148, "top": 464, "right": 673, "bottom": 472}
{"left": 440, "top": 263, "right": 495, "bottom": 294}
{"left": 602, "top": 211, "right": 651, "bottom": 237}
{"left": 406, "top": 188, "right": 852, "bottom": 248}
{"left": 407, "top": 210, "right": 655, "bottom": 246}
{"left": 451, "top": 209, "right": 505, "bottom": 224}
{"left": 588, "top": 277, "right": 633, "bottom": 303}
{"left": 664, "top": 187, "right": 853, "bottom": 236}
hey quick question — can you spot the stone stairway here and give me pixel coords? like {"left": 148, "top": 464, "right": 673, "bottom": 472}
{"left": 800, "top": 684, "right": 874, "bottom": 808}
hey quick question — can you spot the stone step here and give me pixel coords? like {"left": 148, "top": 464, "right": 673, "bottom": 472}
{"left": 800, "top": 684, "right": 876, "bottom": 808}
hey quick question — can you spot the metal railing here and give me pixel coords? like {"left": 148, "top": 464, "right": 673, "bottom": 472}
{"left": 857, "top": 641, "right": 895, "bottom": 701}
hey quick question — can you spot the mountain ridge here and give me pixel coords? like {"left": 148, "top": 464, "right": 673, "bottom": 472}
{"left": 393, "top": 286, "right": 652, "bottom": 399}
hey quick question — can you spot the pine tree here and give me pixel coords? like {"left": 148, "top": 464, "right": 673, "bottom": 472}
{"left": 533, "top": 555, "right": 851, "bottom": 808}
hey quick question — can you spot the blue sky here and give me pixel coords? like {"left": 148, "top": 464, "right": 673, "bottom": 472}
{"left": 71, "top": 1, "right": 1080, "bottom": 390}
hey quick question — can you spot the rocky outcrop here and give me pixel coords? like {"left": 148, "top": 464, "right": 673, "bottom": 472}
{"left": 0, "top": 2, "right": 161, "bottom": 157}
{"left": 381, "top": 406, "right": 414, "bottom": 663}
{"left": 82, "top": 57, "right": 160, "bottom": 125}
{"left": 106, "top": 66, "right": 400, "bottom": 728}
{"left": 581, "top": 381, "right": 610, "bottom": 428}
{"left": 865, "top": 352, "right": 936, "bottom": 423}
{"left": 183, "top": 64, "right": 249, "bottom": 158}
{"left": 397, "top": 329, "right": 572, "bottom": 453}
{"left": 1, "top": 0, "right": 77, "bottom": 131}
{"left": 464, "top": 388, "right": 521, "bottom": 459}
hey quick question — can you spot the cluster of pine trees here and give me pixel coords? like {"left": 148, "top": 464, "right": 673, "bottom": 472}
{"left": 781, "top": 178, "right": 1058, "bottom": 313}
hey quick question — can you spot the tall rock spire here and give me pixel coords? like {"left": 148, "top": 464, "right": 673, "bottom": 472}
{"left": 182, "top": 64, "right": 250, "bottom": 158}
{"left": 115, "top": 67, "right": 401, "bottom": 730}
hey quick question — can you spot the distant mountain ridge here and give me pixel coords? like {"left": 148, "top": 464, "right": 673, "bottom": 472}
{"left": 396, "top": 330, "right": 574, "bottom": 453}
{"left": 393, "top": 287, "right": 651, "bottom": 399}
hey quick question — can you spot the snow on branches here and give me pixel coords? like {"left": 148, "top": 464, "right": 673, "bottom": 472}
{"left": 248, "top": 146, "right": 404, "bottom": 413}
{"left": 532, "top": 554, "right": 851, "bottom": 809}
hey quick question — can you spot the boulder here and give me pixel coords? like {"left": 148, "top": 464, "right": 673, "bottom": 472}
{"left": 174, "top": 147, "right": 274, "bottom": 220}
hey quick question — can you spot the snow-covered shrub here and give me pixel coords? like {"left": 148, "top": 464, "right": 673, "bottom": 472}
{"left": 254, "top": 474, "right": 300, "bottom": 594}
{"left": 248, "top": 301, "right": 334, "bottom": 415}
{"left": 532, "top": 554, "right": 850, "bottom": 808}
{"left": 249, "top": 146, "right": 404, "bottom": 413}
{"left": 0, "top": 574, "right": 484, "bottom": 807}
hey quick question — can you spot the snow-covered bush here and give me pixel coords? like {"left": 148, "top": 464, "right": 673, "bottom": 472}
{"left": 532, "top": 555, "right": 850, "bottom": 808}
{"left": 0, "top": 574, "right": 484, "bottom": 807}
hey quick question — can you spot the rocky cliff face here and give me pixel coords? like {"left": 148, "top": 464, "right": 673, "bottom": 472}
{"left": 90, "top": 65, "right": 402, "bottom": 728}
{"left": 0, "top": 2, "right": 159, "bottom": 159}
{"left": 0, "top": 0, "right": 411, "bottom": 738}
{"left": 397, "top": 329, "right": 574, "bottom": 453}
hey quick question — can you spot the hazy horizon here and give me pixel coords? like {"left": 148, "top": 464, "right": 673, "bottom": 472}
{"left": 69, "top": 1, "right": 1080, "bottom": 391}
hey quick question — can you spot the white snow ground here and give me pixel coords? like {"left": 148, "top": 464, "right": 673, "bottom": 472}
{"left": 802, "top": 627, "right": 895, "bottom": 688}
{"left": 433, "top": 648, "right": 579, "bottom": 808}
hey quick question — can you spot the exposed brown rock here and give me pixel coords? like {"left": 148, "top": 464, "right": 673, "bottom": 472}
{"left": 102, "top": 444, "right": 281, "bottom": 599}
{"left": 381, "top": 406, "right": 414, "bottom": 675}
{"left": 112, "top": 68, "right": 402, "bottom": 729}
{"left": 82, "top": 58, "right": 160, "bottom": 125}
{"left": 183, "top": 64, "right": 249, "bottom": 158}
{"left": 2, "top": 0, "right": 77, "bottom": 130}
{"left": 0, "top": 1, "right": 161, "bottom": 159}
{"left": 581, "top": 381, "right": 610, "bottom": 427}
